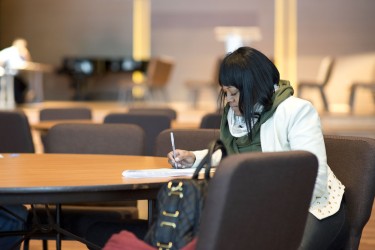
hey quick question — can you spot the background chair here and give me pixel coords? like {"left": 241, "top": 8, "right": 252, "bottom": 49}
{"left": 128, "top": 107, "right": 177, "bottom": 120}
{"left": 199, "top": 112, "right": 222, "bottom": 129}
{"left": 24, "top": 123, "right": 146, "bottom": 249}
{"left": 39, "top": 107, "right": 92, "bottom": 121}
{"left": 0, "top": 109, "right": 35, "bottom": 153}
{"left": 144, "top": 57, "right": 174, "bottom": 101}
{"left": 323, "top": 135, "right": 375, "bottom": 250}
{"left": 104, "top": 113, "right": 171, "bottom": 156}
{"left": 44, "top": 123, "right": 145, "bottom": 155}
{"left": 119, "top": 57, "right": 174, "bottom": 102}
{"left": 185, "top": 57, "right": 222, "bottom": 109}
{"left": 154, "top": 128, "right": 220, "bottom": 157}
{"left": 38, "top": 107, "right": 93, "bottom": 150}
{"left": 348, "top": 82, "right": 375, "bottom": 113}
{"left": 196, "top": 151, "right": 318, "bottom": 250}
{"left": 297, "top": 56, "right": 335, "bottom": 112}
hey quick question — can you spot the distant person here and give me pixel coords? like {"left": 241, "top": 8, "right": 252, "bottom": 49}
{"left": 0, "top": 38, "right": 32, "bottom": 104}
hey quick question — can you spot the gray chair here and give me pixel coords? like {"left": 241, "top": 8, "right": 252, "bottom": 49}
{"left": 39, "top": 107, "right": 92, "bottom": 121}
{"left": 24, "top": 123, "right": 146, "bottom": 249}
{"left": 324, "top": 135, "right": 375, "bottom": 250}
{"left": 128, "top": 107, "right": 177, "bottom": 120}
{"left": 196, "top": 151, "right": 318, "bottom": 250}
{"left": 297, "top": 56, "right": 335, "bottom": 112}
{"left": 38, "top": 107, "right": 93, "bottom": 150}
{"left": 104, "top": 113, "right": 171, "bottom": 156}
{"left": 154, "top": 128, "right": 220, "bottom": 157}
{"left": 0, "top": 110, "right": 35, "bottom": 153}
{"left": 45, "top": 123, "right": 145, "bottom": 156}
{"left": 199, "top": 112, "right": 222, "bottom": 129}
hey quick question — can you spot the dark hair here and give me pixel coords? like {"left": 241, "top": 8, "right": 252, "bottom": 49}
{"left": 218, "top": 46, "right": 280, "bottom": 138}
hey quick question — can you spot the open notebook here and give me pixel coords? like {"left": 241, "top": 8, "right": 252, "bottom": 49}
{"left": 122, "top": 168, "right": 215, "bottom": 178}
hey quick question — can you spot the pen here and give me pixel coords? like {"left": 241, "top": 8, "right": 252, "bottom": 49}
{"left": 170, "top": 132, "right": 177, "bottom": 168}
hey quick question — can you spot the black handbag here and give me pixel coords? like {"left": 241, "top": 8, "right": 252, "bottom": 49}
{"left": 144, "top": 139, "right": 227, "bottom": 250}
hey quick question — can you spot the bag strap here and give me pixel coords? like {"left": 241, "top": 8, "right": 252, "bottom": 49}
{"left": 192, "top": 139, "right": 227, "bottom": 180}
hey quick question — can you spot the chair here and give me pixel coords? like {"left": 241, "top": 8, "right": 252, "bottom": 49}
{"left": 185, "top": 57, "right": 221, "bottom": 108}
{"left": 0, "top": 109, "right": 35, "bottom": 153}
{"left": 39, "top": 107, "right": 92, "bottom": 121}
{"left": 38, "top": 107, "right": 93, "bottom": 150}
{"left": 24, "top": 123, "right": 146, "bottom": 249}
{"left": 44, "top": 123, "right": 145, "bottom": 155}
{"left": 297, "top": 56, "right": 335, "bottom": 112}
{"left": 348, "top": 82, "right": 375, "bottom": 113}
{"left": 199, "top": 112, "right": 222, "bottom": 129}
{"left": 119, "top": 57, "right": 174, "bottom": 102}
{"left": 128, "top": 107, "right": 177, "bottom": 120}
{"left": 104, "top": 113, "right": 172, "bottom": 156}
{"left": 323, "top": 135, "right": 375, "bottom": 249}
{"left": 154, "top": 128, "right": 220, "bottom": 157}
{"left": 196, "top": 151, "right": 318, "bottom": 250}
{"left": 145, "top": 57, "right": 174, "bottom": 101}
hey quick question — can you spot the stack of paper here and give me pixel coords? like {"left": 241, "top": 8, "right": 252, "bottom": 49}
{"left": 122, "top": 168, "right": 214, "bottom": 178}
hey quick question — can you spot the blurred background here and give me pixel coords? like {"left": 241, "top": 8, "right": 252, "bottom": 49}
{"left": 0, "top": 0, "right": 374, "bottom": 114}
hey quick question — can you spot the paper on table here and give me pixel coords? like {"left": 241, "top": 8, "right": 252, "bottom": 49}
{"left": 122, "top": 168, "right": 215, "bottom": 178}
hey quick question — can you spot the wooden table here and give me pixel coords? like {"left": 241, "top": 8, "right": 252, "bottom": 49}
{"left": 0, "top": 153, "right": 172, "bottom": 249}
{"left": 0, "top": 153, "right": 172, "bottom": 203}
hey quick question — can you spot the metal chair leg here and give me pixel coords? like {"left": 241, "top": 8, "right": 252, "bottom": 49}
{"left": 349, "top": 85, "right": 357, "bottom": 113}
{"left": 319, "top": 87, "right": 329, "bottom": 112}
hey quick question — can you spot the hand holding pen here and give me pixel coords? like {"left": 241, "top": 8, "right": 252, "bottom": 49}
{"left": 168, "top": 132, "right": 196, "bottom": 169}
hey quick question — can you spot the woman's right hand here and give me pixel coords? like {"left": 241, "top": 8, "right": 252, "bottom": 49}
{"left": 167, "top": 149, "right": 196, "bottom": 169}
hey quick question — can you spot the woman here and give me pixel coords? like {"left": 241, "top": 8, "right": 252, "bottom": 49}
{"left": 168, "top": 47, "right": 349, "bottom": 250}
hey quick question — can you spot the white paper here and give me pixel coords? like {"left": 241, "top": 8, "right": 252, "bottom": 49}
{"left": 122, "top": 168, "right": 214, "bottom": 178}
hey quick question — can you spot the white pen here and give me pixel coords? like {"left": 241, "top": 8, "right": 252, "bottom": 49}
{"left": 170, "top": 132, "right": 177, "bottom": 168}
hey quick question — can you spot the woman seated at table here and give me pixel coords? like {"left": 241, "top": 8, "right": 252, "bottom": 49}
{"left": 168, "top": 46, "right": 349, "bottom": 250}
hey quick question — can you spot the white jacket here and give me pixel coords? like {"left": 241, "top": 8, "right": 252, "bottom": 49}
{"left": 193, "top": 96, "right": 344, "bottom": 220}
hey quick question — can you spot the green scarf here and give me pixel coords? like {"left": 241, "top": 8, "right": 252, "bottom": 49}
{"left": 220, "top": 80, "right": 294, "bottom": 154}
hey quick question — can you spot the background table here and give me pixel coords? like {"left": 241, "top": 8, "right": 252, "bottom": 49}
{"left": 0, "top": 62, "right": 53, "bottom": 108}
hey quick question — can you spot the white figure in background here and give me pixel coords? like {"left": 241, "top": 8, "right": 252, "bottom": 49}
{"left": 0, "top": 38, "right": 31, "bottom": 73}
{"left": 0, "top": 38, "right": 32, "bottom": 104}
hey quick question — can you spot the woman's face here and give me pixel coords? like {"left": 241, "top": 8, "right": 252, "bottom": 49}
{"left": 222, "top": 86, "right": 241, "bottom": 115}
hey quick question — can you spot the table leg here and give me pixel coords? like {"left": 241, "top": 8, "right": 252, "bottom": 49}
{"left": 28, "top": 71, "right": 44, "bottom": 102}
{"left": 148, "top": 199, "right": 156, "bottom": 227}
{"left": 6, "top": 74, "right": 15, "bottom": 108}
{"left": 51, "top": 204, "right": 101, "bottom": 249}
{"left": 56, "top": 204, "right": 61, "bottom": 250}
{"left": 1, "top": 74, "right": 16, "bottom": 108}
